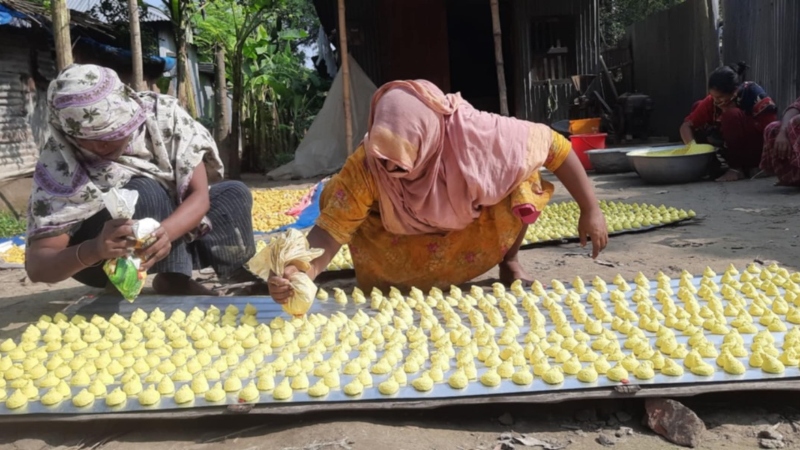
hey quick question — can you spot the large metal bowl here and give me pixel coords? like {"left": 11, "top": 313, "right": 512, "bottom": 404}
{"left": 627, "top": 145, "right": 717, "bottom": 184}
{"left": 585, "top": 148, "right": 635, "bottom": 174}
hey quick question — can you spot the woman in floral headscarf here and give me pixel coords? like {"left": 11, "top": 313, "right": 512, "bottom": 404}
{"left": 25, "top": 64, "right": 257, "bottom": 296}
{"left": 269, "top": 80, "right": 608, "bottom": 300}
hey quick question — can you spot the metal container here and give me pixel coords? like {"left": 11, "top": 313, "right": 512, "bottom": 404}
{"left": 627, "top": 145, "right": 717, "bottom": 185}
{"left": 585, "top": 148, "right": 635, "bottom": 174}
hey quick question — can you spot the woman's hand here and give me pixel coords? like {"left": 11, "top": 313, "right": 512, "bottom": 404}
{"left": 92, "top": 219, "right": 135, "bottom": 260}
{"left": 268, "top": 265, "right": 300, "bottom": 304}
{"left": 578, "top": 207, "right": 608, "bottom": 259}
{"left": 775, "top": 129, "right": 791, "bottom": 158}
{"left": 138, "top": 227, "right": 171, "bottom": 271}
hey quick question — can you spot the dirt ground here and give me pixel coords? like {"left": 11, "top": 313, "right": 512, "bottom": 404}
{"left": 0, "top": 173, "right": 799, "bottom": 450}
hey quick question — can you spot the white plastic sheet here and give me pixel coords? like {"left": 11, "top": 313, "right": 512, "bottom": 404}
{"left": 267, "top": 56, "right": 377, "bottom": 180}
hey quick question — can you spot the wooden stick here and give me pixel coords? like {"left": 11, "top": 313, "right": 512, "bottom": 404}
{"left": 490, "top": 0, "right": 509, "bottom": 116}
{"left": 51, "top": 0, "right": 72, "bottom": 71}
{"left": 337, "top": 0, "right": 354, "bottom": 155}
{"left": 127, "top": 0, "right": 145, "bottom": 91}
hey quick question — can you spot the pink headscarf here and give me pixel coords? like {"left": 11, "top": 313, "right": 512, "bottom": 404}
{"left": 364, "top": 80, "right": 554, "bottom": 235}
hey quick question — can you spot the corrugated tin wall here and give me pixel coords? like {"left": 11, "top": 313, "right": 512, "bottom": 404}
{"left": 314, "top": 0, "right": 384, "bottom": 85}
{"left": 723, "top": 0, "right": 800, "bottom": 111}
{"left": 629, "top": 0, "right": 719, "bottom": 139}
{"left": 0, "top": 29, "right": 53, "bottom": 182}
{"left": 513, "top": 0, "right": 599, "bottom": 122}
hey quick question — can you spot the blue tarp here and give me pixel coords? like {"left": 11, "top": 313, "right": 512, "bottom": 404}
{"left": 274, "top": 180, "right": 326, "bottom": 233}
{"left": 0, "top": 235, "right": 25, "bottom": 246}
{"left": 0, "top": 4, "right": 30, "bottom": 26}
{"left": 80, "top": 36, "right": 176, "bottom": 72}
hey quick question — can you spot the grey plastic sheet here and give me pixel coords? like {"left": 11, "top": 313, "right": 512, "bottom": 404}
{"left": 0, "top": 273, "right": 796, "bottom": 416}
{"left": 521, "top": 218, "right": 695, "bottom": 249}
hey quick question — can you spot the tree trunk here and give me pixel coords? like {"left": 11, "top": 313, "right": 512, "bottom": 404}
{"left": 175, "top": 26, "right": 197, "bottom": 117}
{"left": 490, "top": 0, "right": 509, "bottom": 116}
{"left": 51, "top": 0, "right": 72, "bottom": 71}
{"left": 183, "top": 52, "right": 199, "bottom": 117}
{"left": 337, "top": 0, "right": 353, "bottom": 154}
{"left": 127, "top": 0, "right": 145, "bottom": 91}
{"left": 228, "top": 50, "right": 244, "bottom": 180}
{"left": 213, "top": 44, "right": 230, "bottom": 169}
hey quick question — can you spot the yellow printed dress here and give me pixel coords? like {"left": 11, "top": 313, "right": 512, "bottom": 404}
{"left": 316, "top": 131, "right": 571, "bottom": 292}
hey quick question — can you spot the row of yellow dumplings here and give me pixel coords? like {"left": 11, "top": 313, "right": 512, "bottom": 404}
{"left": 523, "top": 201, "right": 696, "bottom": 245}
{"left": 1, "top": 263, "right": 797, "bottom": 410}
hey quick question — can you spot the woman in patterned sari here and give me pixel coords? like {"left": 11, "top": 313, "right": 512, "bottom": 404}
{"left": 680, "top": 62, "right": 778, "bottom": 181}
{"left": 761, "top": 97, "right": 800, "bottom": 187}
{"left": 25, "top": 64, "right": 257, "bottom": 296}
{"left": 269, "top": 80, "right": 608, "bottom": 298}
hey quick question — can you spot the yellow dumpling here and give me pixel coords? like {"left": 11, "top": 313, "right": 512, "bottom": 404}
{"left": 762, "top": 355, "right": 786, "bottom": 374}
{"left": 105, "top": 388, "right": 126, "bottom": 407}
{"left": 72, "top": 389, "right": 94, "bottom": 408}
{"left": 633, "top": 361, "right": 655, "bottom": 380}
{"left": 308, "top": 380, "right": 331, "bottom": 397}
{"left": 479, "top": 369, "right": 501, "bottom": 387}
{"left": 511, "top": 367, "right": 534, "bottom": 386}
{"left": 344, "top": 379, "right": 365, "bottom": 396}
{"left": 138, "top": 385, "right": 161, "bottom": 406}
{"left": 174, "top": 385, "right": 195, "bottom": 405}
{"left": 606, "top": 364, "right": 628, "bottom": 382}
{"left": 542, "top": 367, "right": 564, "bottom": 385}
{"left": 5, "top": 389, "right": 27, "bottom": 410}
{"left": 577, "top": 366, "right": 599, "bottom": 383}
{"left": 238, "top": 381, "right": 260, "bottom": 402}
{"left": 448, "top": 369, "right": 469, "bottom": 389}
{"left": 378, "top": 378, "right": 400, "bottom": 395}
{"left": 205, "top": 383, "right": 227, "bottom": 402}
{"left": 690, "top": 361, "right": 715, "bottom": 376}
{"left": 157, "top": 376, "right": 175, "bottom": 396}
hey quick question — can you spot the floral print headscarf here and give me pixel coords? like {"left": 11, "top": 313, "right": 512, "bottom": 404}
{"left": 27, "top": 64, "right": 224, "bottom": 240}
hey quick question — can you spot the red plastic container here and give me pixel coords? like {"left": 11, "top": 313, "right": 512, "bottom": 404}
{"left": 570, "top": 133, "right": 607, "bottom": 170}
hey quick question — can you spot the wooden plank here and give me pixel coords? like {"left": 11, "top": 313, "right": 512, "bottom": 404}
{"left": 3, "top": 379, "right": 799, "bottom": 424}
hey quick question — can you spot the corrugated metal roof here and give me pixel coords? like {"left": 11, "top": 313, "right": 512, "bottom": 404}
{"left": 723, "top": 0, "right": 800, "bottom": 111}
{"left": 68, "top": 0, "right": 170, "bottom": 23}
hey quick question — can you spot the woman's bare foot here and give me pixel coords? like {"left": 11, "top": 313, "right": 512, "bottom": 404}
{"left": 153, "top": 273, "right": 219, "bottom": 296}
{"left": 715, "top": 168, "right": 745, "bottom": 182}
{"left": 499, "top": 259, "right": 534, "bottom": 287}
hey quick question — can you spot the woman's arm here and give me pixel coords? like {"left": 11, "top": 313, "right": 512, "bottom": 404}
{"left": 139, "top": 164, "right": 209, "bottom": 270}
{"left": 306, "top": 226, "right": 343, "bottom": 280}
{"left": 680, "top": 122, "right": 696, "bottom": 145}
{"left": 780, "top": 106, "right": 800, "bottom": 133}
{"left": 553, "top": 151, "right": 608, "bottom": 257}
{"left": 26, "top": 219, "right": 134, "bottom": 283}
{"left": 268, "top": 226, "right": 342, "bottom": 304}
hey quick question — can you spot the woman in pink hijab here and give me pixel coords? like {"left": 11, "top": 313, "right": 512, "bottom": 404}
{"left": 269, "top": 80, "right": 608, "bottom": 297}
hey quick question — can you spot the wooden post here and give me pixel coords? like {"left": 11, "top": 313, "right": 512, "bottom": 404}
{"left": 51, "top": 0, "right": 72, "bottom": 71}
{"left": 490, "top": 0, "right": 509, "bottom": 116}
{"left": 337, "top": 0, "right": 354, "bottom": 155}
{"left": 127, "top": 0, "right": 145, "bottom": 91}
{"left": 213, "top": 44, "right": 230, "bottom": 166}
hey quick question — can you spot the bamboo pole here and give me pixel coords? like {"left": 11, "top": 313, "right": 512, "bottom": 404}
{"left": 490, "top": 0, "right": 509, "bottom": 116}
{"left": 127, "top": 0, "right": 145, "bottom": 91}
{"left": 51, "top": 0, "right": 72, "bottom": 71}
{"left": 337, "top": 0, "right": 354, "bottom": 155}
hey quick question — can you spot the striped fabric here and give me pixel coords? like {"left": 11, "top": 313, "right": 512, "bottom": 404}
{"left": 70, "top": 177, "right": 256, "bottom": 288}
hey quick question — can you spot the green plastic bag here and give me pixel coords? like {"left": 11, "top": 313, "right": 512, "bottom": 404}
{"left": 103, "top": 258, "right": 147, "bottom": 302}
